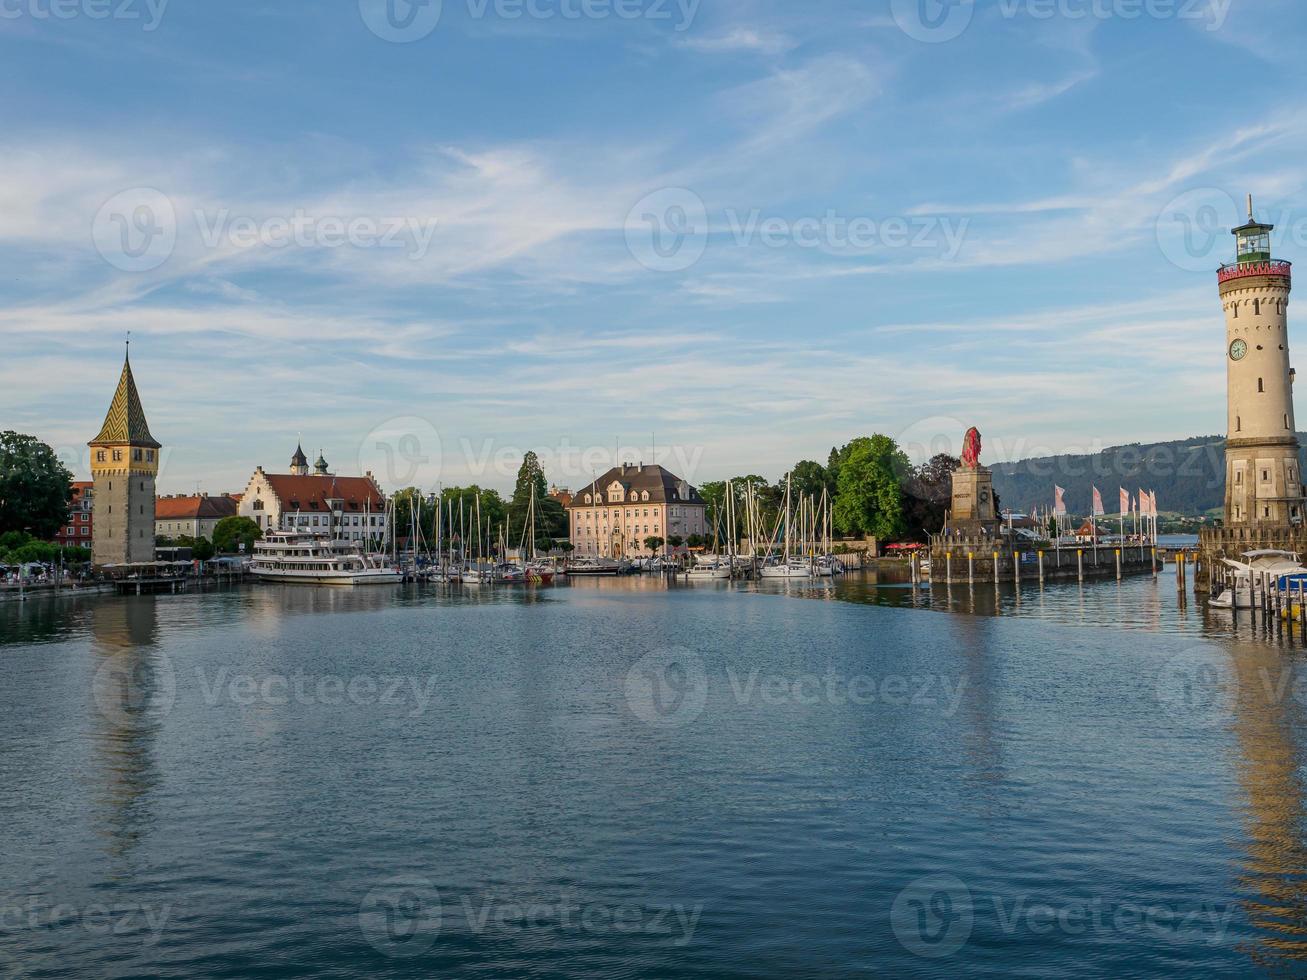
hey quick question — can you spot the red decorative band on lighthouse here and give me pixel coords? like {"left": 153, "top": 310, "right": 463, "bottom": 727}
{"left": 1218, "top": 259, "right": 1293, "bottom": 284}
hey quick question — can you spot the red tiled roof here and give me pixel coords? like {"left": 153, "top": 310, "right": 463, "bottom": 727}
{"left": 155, "top": 495, "right": 239, "bottom": 520}
{"left": 260, "top": 474, "right": 385, "bottom": 512}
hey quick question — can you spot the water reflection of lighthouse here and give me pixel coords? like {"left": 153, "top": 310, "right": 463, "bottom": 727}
{"left": 1226, "top": 640, "right": 1307, "bottom": 969}
{"left": 89, "top": 596, "right": 169, "bottom": 858}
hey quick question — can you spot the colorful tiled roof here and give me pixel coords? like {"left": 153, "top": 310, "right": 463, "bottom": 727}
{"left": 155, "top": 495, "right": 238, "bottom": 520}
{"left": 569, "top": 464, "right": 703, "bottom": 507}
{"left": 89, "top": 355, "right": 160, "bottom": 448}
{"left": 260, "top": 474, "right": 385, "bottom": 512}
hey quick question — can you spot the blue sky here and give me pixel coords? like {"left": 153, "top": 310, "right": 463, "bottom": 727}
{"left": 1, "top": 0, "right": 1303, "bottom": 495}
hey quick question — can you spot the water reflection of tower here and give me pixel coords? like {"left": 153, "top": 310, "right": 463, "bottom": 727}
{"left": 1226, "top": 640, "right": 1307, "bottom": 969}
{"left": 89, "top": 597, "right": 166, "bottom": 858}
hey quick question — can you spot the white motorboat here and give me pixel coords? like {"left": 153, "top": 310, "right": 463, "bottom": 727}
{"left": 566, "top": 557, "right": 626, "bottom": 576}
{"left": 687, "top": 556, "right": 732, "bottom": 580}
{"left": 759, "top": 558, "right": 813, "bottom": 579}
{"left": 1210, "top": 549, "right": 1307, "bottom": 609}
{"left": 250, "top": 531, "right": 401, "bottom": 585}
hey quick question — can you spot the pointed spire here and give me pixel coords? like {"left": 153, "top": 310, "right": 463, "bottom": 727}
{"left": 89, "top": 349, "right": 160, "bottom": 448}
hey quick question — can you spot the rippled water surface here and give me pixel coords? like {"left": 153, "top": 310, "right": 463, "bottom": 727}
{"left": 2, "top": 571, "right": 1306, "bottom": 977}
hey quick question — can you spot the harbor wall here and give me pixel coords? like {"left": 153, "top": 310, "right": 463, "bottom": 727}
{"left": 929, "top": 536, "right": 1158, "bottom": 585}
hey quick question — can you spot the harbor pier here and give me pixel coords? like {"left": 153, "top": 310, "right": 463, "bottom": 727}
{"left": 929, "top": 535, "right": 1157, "bottom": 585}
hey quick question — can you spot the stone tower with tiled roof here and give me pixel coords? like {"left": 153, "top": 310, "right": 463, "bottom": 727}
{"left": 88, "top": 347, "right": 160, "bottom": 565}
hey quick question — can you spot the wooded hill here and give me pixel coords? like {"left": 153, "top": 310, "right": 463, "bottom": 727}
{"left": 989, "top": 434, "right": 1307, "bottom": 516}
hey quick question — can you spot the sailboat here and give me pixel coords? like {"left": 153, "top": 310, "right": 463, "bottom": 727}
{"left": 760, "top": 472, "right": 812, "bottom": 578}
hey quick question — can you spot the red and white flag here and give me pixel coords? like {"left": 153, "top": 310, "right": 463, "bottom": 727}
{"left": 1092, "top": 487, "right": 1105, "bottom": 516}
{"left": 1119, "top": 488, "right": 1129, "bottom": 517}
{"left": 1054, "top": 485, "right": 1067, "bottom": 516}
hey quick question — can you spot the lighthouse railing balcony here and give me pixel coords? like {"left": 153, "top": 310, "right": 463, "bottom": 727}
{"left": 1218, "top": 258, "right": 1293, "bottom": 284}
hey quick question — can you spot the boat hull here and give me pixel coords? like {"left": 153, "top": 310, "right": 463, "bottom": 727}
{"left": 251, "top": 570, "right": 401, "bottom": 586}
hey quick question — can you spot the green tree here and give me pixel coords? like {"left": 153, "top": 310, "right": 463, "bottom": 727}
{"left": 643, "top": 535, "right": 664, "bottom": 553}
{"left": 902, "top": 453, "right": 958, "bottom": 540}
{"left": 787, "top": 459, "right": 832, "bottom": 499}
{"left": 213, "top": 516, "right": 262, "bottom": 554}
{"left": 392, "top": 487, "right": 437, "bottom": 547}
{"left": 506, "top": 453, "right": 567, "bottom": 550}
{"left": 438, "top": 487, "right": 508, "bottom": 553}
{"left": 832, "top": 435, "right": 910, "bottom": 539}
{"left": 0, "top": 431, "right": 73, "bottom": 539}
{"left": 175, "top": 534, "right": 215, "bottom": 561}
{"left": 666, "top": 534, "right": 684, "bottom": 550}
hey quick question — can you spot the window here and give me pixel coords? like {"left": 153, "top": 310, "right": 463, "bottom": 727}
{"left": 133, "top": 448, "right": 142, "bottom": 461}
{"left": 1263, "top": 470, "right": 1270, "bottom": 482}
{"left": 1237, "top": 417, "right": 1242, "bottom": 432}
{"left": 1259, "top": 378, "right": 1265, "bottom": 392}
{"left": 147, "top": 450, "right": 154, "bottom": 462}
{"left": 253, "top": 499, "right": 264, "bottom": 510}
{"left": 1235, "top": 471, "right": 1243, "bottom": 485}
{"left": 112, "top": 449, "right": 122, "bottom": 462}
{"left": 95, "top": 450, "right": 105, "bottom": 463}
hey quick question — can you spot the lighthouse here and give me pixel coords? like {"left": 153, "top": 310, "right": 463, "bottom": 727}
{"left": 1219, "top": 196, "right": 1303, "bottom": 526}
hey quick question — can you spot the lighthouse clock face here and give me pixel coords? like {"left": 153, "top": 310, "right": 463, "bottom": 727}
{"left": 1230, "top": 338, "right": 1248, "bottom": 361}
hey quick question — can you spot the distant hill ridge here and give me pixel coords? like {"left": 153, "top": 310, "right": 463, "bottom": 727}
{"left": 989, "top": 434, "right": 1307, "bottom": 516}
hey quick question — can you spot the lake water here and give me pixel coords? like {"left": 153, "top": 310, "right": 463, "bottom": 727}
{"left": 1, "top": 572, "right": 1304, "bottom": 977}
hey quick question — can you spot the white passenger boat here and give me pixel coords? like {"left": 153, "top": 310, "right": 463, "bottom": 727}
{"left": 1210, "top": 549, "right": 1307, "bottom": 609}
{"left": 250, "top": 531, "right": 401, "bottom": 585}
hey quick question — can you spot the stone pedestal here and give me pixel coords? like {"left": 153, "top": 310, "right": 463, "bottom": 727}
{"left": 950, "top": 465, "right": 997, "bottom": 532}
